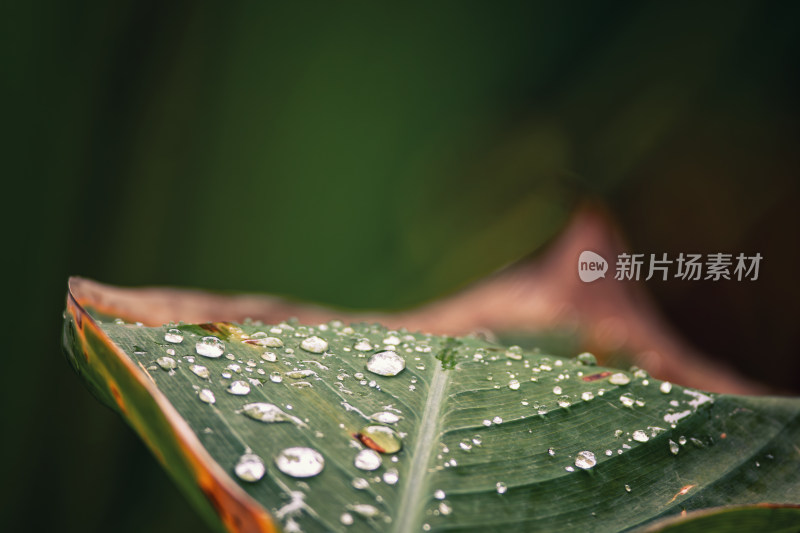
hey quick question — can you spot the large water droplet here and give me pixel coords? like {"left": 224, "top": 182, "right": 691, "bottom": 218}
{"left": 575, "top": 450, "right": 597, "bottom": 469}
{"left": 196, "top": 336, "right": 224, "bottom": 358}
{"left": 632, "top": 430, "right": 649, "bottom": 442}
{"left": 157, "top": 357, "right": 176, "bottom": 370}
{"left": 164, "top": 329, "right": 184, "bottom": 344}
{"left": 198, "top": 389, "right": 216, "bottom": 404}
{"left": 234, "top": 453, "right": 265, "bottom": 482}
{"left": 357, "top": 425, "right": 403, "bottom": 454}
{"left": 275, "top": 447, "right": 325, "bottom": 478}
{"left": 609, "top": 373, "right": 631, "bottom": 386}
{"left": 354, "top": 449, "right": 382, "bottom": 471}
{"left": 228, "top": 380, "right": 251, "bottom": 395}
{"left": 300, "top": 336, "right": 328, "bottom": 353}
{"left": 366, "top": 351, "right": 405, "bottom": 377}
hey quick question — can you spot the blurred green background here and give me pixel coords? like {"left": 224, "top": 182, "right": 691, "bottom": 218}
{"left": 3, "top": 2, "right": 798, "bottom": 531}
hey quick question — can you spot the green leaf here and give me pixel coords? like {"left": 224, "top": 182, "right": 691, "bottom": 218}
{"left": 63, "top": 279, "right": 800, "bottom": 532}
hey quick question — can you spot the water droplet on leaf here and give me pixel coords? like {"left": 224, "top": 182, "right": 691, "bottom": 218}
{"left": 575, "top": 450, "right": 597, "bottom": 469}
{"left": 228, "top": 381, "right": 251, "bottom": 395}
{"left": 164, "top": 329, "right": 184, "bottom": 344}
{"left": 354, "top": 449, "right": 382, "bottom": 471}
{"left": 275, "top": 447, "right": 325, "bottom": 478}
{"left": 366, "top": 351, "right": 405, "bottom": 377}
{"left": 196, "top": 336, "right": 224, "bottom": 358}
{"left": 300, "top": 336, "right": 328, "bottom": 353}
{"left": 234, "top": 453, "right": 265, "bottom": 482}
{"left": 357, "top": 425, "right": 402, "bottom": 454}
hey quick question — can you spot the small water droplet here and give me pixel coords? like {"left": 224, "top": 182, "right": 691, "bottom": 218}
{"left": 508, "top": 379, "right": 520, "bottom": 390}
{"left": 242, "top": 402, "right": 298, "bottom": 424}
{"left": 548, "top": 447, "right": 555, "bottom": 456}
{"left": 285, "top": 369, "right": 317, "bottom": 379}
{"left": 632, "top": 430, "right": 649, "bottom": 442}
{"left": 189, "top": 364, "right": 209, "bottom": 379}
{"left": 434, "top": 489, "right": 446, "bottom": 500}
{"left": 577, "top": 352, "right": 597, "bottom": 365}
{"left": 275, "top": 447, "right": 325, "bottom": 478}
{"left": 383, "top": 468, "right": 399, "bottom": 485}
{"left": 496, "top": 482, "right": 507, "bottom": 494}
{"left": 619, "top": 393, "right": 635, "bottom": 407}
{"left": 438, "top": 502, "right": 452, "bottom": 515}
{"left": 669, "top": 439, "right": 680, "bottom": 455}
{"left": 557, "top": 395, "right": 572, "bottom": 408}
{"left": 370, "top": 411, "right": 401, "bottom": 424}
{"left": 660, "top": 381, "right": 673, "bottom": 394}
{"left": 581, "top": 391, "right": 594, "bottom": 401}
{"left": 164, "top": 329, "right": 184, "bottom": 344}
{"left": 366, "top": 351, "right": 406, "bottom": 377}
{"left": 383, "top": 335, "right": 401, "bottom": 345}
{"left": 472, "top": 435, "right": 482, "bottom": 446}
{"left": 262, "top": 351, "right": 277, "bottom": 362}
{"left": 300, "top": 336, "right": 328, "bottom": 353}
{"left": 625, "top": 484, "right": 632, "bottom": 493}
{"left": 492, "top": 416, "right": 503, "bottom": 425}
{"left": 270, "top": 371, "right": 283, "bottom": 383}
{"left": 459, "top": 440, "right": 472, "bottom": 451}
{"left": 348, "top": 504, "right": 381, "bottom": 519}
{"left": 354, "top": 449, "right": 382, "bottom": 471}
{"left": 256, "top": 335, "right": 284, "bottom": 348}
{"left": 198, "top": 389, "right": 215, "bottom": 404}
{"left": 357, "top": 425, "right": 402, "bottom": 454}
{"left": 227, "top": 363, "right": 242, "bottom": 373}
{"left": 196, "top": 336, "right": 224, "bottom": 358}
{"left": 574, "top": 450, "right": 597, "bottom": 469}
{"left": 354, "top": 339, "right": 372, "bottom": 352}
{"left": 352, "top": 477, "right": 370, "bottom": 490}
{"left": 552, "top": 386, "right": 563, "bottom": 395}
{"left": 679, "top": 436, "right": 687, "bottom": 445}
{"left": 234, "top": 453, "right": 265, "bottom": 482}
{"left": 228, "top": 381, "right": 251, "bottom": 395}
{"left": 340, "top": 512, "right": 354, "bottom": 526}
{"left": 609, "top": 373, "right": 631, "bottom": 386}
{"left": 505, "top": 346, "right": 523, "bottom": 360}
{"left": 156, "top": 357, "right": 177, "bottom": 370}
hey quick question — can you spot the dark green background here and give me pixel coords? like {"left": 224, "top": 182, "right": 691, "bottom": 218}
{"left": 3, "top": 2, "right": 798, "bottom": 532}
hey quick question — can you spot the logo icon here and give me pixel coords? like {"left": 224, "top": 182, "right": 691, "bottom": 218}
{"left": 578, "top": 251, "right": 608, "bottom": 282}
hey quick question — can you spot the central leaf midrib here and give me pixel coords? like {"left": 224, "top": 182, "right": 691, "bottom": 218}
{"left": 393, "top": 362, "right": 450, "bottom": 533}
